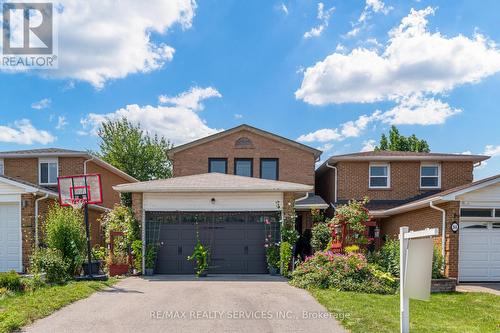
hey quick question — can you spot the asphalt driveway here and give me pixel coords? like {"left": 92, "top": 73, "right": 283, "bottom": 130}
{"left": 23, "top": 275, "right": 347, "bottom": 333}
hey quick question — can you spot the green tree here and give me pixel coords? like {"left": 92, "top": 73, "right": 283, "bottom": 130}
{"left": 375, "top": 126, "right": 430, "bottom": 152}
{"left": 96, "top": 118, "right": 173, "bottom": 181}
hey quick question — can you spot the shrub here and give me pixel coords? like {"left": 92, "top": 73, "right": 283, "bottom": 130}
{"left": 131, "top": 240, "right": 142, "bottom": 272}
{"left": 0, "top": 271, "right": 22, "bottom": 292}
{"left": 45, "top": 204, "right": 86, "bottom": 276}
{"left": 280, "top": 241, "right": 293, "bottom": 277}
{"left": 266, "top": 243, "right": 280, "bottom": 270}
{"left": 290, "top": 251, "right": 397, "bottom": 294}
{"left": 102, "top": 204, "right": 140, "bottom": 248}
{"left": 21, "top": 274, "right": 46, "bottom": 292}
{"left": 371, "top": 238, "right": 445, "bottom": 279}
{"left": 311, "top": 222, "right": 331, "bottom": 253}
{"left": 92, "top": 246, "right": 107, "bottom": 261}
{"left": 30, "top": 248, "right": 69, "bottom": 284}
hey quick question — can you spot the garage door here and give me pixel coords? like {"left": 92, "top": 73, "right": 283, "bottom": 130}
{"left": 0, "top": 202, "right": 22, "bottom": 272}
{"left": 459, "top": 222, "right": 500, "bottom": 282}
{"left": 145, "top": 212, "right": 279, "bottom": 274}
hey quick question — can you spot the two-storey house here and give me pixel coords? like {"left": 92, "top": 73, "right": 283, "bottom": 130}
{"left": 114, "top": 125, "right": 327, "bottom": 274}
{"left": 316, "top": 151, "right": 500, "bottom": 282}
{"left": 0, "top": 148, "right": 137, "bottom": 272}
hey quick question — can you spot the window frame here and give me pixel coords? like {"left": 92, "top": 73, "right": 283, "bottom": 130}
{"left": 208, "top": 158, "right": 228, "bottom": 174}
{"left": 420, "top": 163, "right": 441, "bottom": 189}
{"left": 38, "top": 157, "right": 58, "bottom": 185}
{"left": 234, "top": 158, "right": 253, "bottom": 177}
{"left": 369, "top": 163, "right": 390, "bottom": 189}
{"left": 0, "top": 158, "right": 3, "bottom": 175}
{"left": 259, "top": 158, "right": 279, "bottom": 180}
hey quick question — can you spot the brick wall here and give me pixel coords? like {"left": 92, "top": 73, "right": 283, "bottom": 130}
{"left": 4, "top": 158, "right": 38, "bottom": 184}
{"left": 379, "top": 201, "right": 460, "bottom": 278}
{"left": 172, "top": 129, "right": 316, "bottom": 187}
{"left": 131, "top": 193, "right": 143, "bottom": 225}
{"left": 335, "top": 161, "right": 473, "bottom": 202}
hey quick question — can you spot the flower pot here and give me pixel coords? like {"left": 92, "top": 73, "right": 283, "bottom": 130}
{"left": 269, "top": 267, "right": 279, "bottom": 276}
{"left": 82, "top": 260, "right": 102, "bottom": 276}
{"left": 109, "top": 264, "right": 129, "bottom": 277}
{"left": 145, "top": 268, "right": 154, "bottom": 276}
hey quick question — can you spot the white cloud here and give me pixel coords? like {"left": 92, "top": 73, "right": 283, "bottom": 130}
{"left": 361, "top": 139, "right": 376, "bottom": 152}
{"left": 484, "top": 145, "right": 500, "bottom": 156}
{"left": 0, "top": 119, "right": 55, "bottom": 144}
{"left": 304, "top": 2, "right": 335, "bottom": 39}
{"left": 317, "top": 143, "right": 334, "bottom": 152}
{"left": 81, "top": 86, "right": 222, "bottom": 145}
{"left": 346, "top": 0, "right": 392, "bottom": 37}
{"left": 378, "top": 95, "right": 462, "bottom": 125}
{"left": 31, "top": 98, "right": 51, "bottom": 110}
{"left": 234, "top": 114, "right": 243, "bottom": 119}
{"left": 16, "top": 0, "right": 197, "bottom": 88}
{"left": 297, "top": 7, "right": 500, "bottom": 105}
{"left": 56, "top": 116, "right": 68, "bottom": 130}
{"left": 280, "top": 3, "right": 289, "bottom": 15}
{"left": 297, "top": 112, "right": 380, "bottom": 142}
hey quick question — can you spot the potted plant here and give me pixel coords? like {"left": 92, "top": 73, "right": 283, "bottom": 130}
{"left": 187, "top": 241, "right": 209, "bottom": 277}
{"left": 266, "top": 243, "right": 280, "bottom": 275}
{"left": 145, "top": 244, "right": 157, "bottom": 276}
{"left": 107, "top": 252, "right": 129, "bottom": 276}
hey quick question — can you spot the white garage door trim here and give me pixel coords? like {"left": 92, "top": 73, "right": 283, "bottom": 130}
{"left": 0, "top": 199, "right": 22, "bottom": 273}
{"left": 459, "top": 221, "right": 500, "bottom": 282}
{"left": 143, "top": 192, "right": 283, "bottom": 212}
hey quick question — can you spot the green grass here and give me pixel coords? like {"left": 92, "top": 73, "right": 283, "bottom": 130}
{"left": 0, "top": 278, "right": 117, "bottom": 333}
{"left": 311, "top": 289, "right": 500, "bottom": 333}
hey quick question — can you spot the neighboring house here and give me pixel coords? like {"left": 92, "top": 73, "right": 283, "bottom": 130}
{"left": 316, "top": 151, "right": 500, "bottom": 282}
{"left": 0, "top": 148, "right": 137, "bottom": 273}
{"left": 114, "top": 124, "right": 327, "bottom": 274}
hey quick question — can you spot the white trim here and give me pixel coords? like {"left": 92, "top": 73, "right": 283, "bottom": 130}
{"left": 0, "top": 158, "right": 4, "bottom": 175}
{"left": 420, "top": 163, "right": 441, "bottom": 189}
{"left": 0, "top": 176, "right": 40, "bottom": 193}
{"left": 369, "top": 162, "right": 390, "bottom": 189}
{"left": 18, "top": 200, "right": 23, "bottom": 272}
{"left": 38, "top": 157, "right": 58, "bottom": 185}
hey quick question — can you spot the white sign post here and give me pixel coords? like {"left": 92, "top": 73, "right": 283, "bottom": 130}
{"left": 399, "top": 226, "right": 438, "bottom": 333}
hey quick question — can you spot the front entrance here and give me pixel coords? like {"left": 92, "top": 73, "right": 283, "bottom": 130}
{"left": 145, "top": 211, "right": 279, "bottom": 274}
{"left": 459, "top": 221, "right": 500, "bottom": 282}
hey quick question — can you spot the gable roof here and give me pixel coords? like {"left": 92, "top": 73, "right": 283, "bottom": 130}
{"left": 371, "top": 174, "right": 500, "bottom": 217}
{"left": 0, "top": 148, "right": 137, "bottom": 182}
{"left": 114, "top": 172, "right": 313, "bottom": 193}
{"left": 317, "top": 150, "right": 489, "bottom": 174}
{"left": 168, "top": 124, "right": 322, "bottom": 159}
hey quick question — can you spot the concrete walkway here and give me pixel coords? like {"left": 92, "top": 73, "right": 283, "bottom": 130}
{"left": 457, "top": 283, "right": 500, "bottom": 296}
{"left": 23, "top": 275, "right": 347, "bottom": 333}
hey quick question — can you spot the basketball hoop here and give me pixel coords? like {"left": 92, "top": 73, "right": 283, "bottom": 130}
{"left": 68, "top": 198, "right": 86, "bottom": 210}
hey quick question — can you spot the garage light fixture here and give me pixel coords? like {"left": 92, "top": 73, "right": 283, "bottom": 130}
{"left": 211, "top": 198, "right": 216, "bottom": 205}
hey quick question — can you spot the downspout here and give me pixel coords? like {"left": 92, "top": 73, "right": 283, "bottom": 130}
{"left": 326, "top": 162, "right": 338, "bottom": 204}
{"left": 430, "top": 201, "right": 446, "bottom": 268}
{"left": 84, "top": 155, "right": 95, "bottom": 174}
{"left": 34, "top": 193, "right": 49, "bottom": 247}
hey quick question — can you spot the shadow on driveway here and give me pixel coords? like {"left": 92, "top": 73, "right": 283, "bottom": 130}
{"left": 141, "top": 274, "right": 287, "bottom": 282}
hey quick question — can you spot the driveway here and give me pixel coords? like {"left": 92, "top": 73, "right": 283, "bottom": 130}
{"left": 457, "top": 283, "right": 500, "bottom": 296}
{"left": 23, "top": 275, "right": 347, "bottom": 333}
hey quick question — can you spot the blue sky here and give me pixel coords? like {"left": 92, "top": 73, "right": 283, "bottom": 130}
{"left": 0, "top": 0, "right": 499, "bottom": 179}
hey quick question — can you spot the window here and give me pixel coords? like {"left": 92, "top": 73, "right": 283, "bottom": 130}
{"left": 208, "top": 158, "right": 227, "bottom": 174}
{"left": 462, "top": 223, "right": 488, "bottom": 229}
{"left": 420, "top": 164, "right": 441, "bottom": 188}
{"left": 460, "top": 208, "right": 493, "bottom": 218}
{"left": 39, "top": 158, "right": 58, "bottom": 185}
{"left": 369, "top": 163, "right": 389, "bottom": 188}
{"left": 260, "top": 158, "right": 278, "bottom": 180}
{"left": 0, "top": 159, "right": 3, "bottom": 175}
{"left": 495, "top": 209, "right": 500, "bottom": 218}
{"left": 234, "top": 158, "right": 253, "bottom": 177}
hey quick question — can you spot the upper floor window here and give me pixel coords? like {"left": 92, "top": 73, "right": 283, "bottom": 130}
{"left": 234, "top": 158, "right": 253, "bottom": 177}
{"left": 0, "top": 159, "right": 3, "bottom": 175}
{"left": 420, "top": 164, "right": 441, "bottom": 188}
{"left": 260, "top": 158, "right": 278, "bottom": 180}
{"left": 39, "top": 158, "right": 58, "bottom": 185}
{"left": 369, "top": 163, "right": 390, "bottom": 188}
{"left": 208, "top": 158, "right": 228, "bottom": 174}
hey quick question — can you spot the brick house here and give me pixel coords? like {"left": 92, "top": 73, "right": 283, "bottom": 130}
{"left": 315, "top": 151, "right": 500, "bottom": 282}
{"left": 114, "top": 125, "right": 327, "bottom": 274}
{"left": 0, "top": 148, "right": 137, "bottom": 272}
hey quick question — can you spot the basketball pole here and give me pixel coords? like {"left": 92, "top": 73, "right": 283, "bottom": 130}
{"left": 84, "top": 202, "right": 93, "bottom": 277}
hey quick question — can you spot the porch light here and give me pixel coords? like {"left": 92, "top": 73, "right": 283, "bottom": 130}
{"left": 211, "top": 198, "right": 216, "bottom": 205}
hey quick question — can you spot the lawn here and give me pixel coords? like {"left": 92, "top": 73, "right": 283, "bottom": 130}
{"left": 0, "top": 278, "right": 117, "bottom": 333}
{"left": 311, "top": 289, "right": 500, "bottom": 333}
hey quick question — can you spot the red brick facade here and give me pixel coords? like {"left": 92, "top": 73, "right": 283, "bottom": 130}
{"left": 171, "top": 129, "right": 317, "bottom": 187}
{"left": 379, "top": 201, "right": 460, "bottom": 278}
